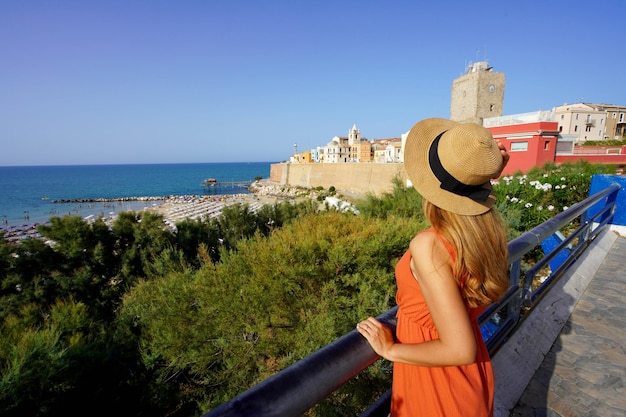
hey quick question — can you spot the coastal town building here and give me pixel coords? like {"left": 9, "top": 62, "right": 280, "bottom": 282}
{"left": 320, "top": 124, "right": 373, "bottom": 163}
{"left": 350, "top": 141, "right": 373, "bottom": 162}
{"left": 290, "top": 150, "right": 312, "bottom": 163}
{"left": 450, "top": 61, "right": 505, "bottom": 124}
{"left": 553, "top": 103, "right": 606, "bottom": 142}
{"left": 310, "top": 146, "right": 324, "bottom": 163}
{"left": 385, "top": 141, "right": 402, "bottom": 163}
{"left": 372, "top": 139, "right": 387, "bottom": 164}
{"left": 347, "top": 124, "right": 373, "bottom": 162}
{"left": 552, "top": 103, "right": 626, "bottom": 142}
{"left": 603, "top": 104, "right": 626, "bottom": 140}
{"left": 371, "top": 138, "right": 402, "bottom": 163}
{"left": 323, "top": 136, "right": 350, "bottom": 163}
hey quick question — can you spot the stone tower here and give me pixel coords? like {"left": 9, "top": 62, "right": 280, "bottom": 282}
{"left": 450, "top": 61, "right": 505, "bottom": 124}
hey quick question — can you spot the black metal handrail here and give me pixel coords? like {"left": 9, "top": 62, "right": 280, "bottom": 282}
{"left": 203, "top": 182, "right": 621, "bottom": 417}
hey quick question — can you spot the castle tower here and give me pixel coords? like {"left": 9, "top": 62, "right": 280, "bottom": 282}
{"left": 348, "top": 124, "right": 361, "bottom": 146}
{"left": 450, "top": 61, "right": 505, "bottom": 124}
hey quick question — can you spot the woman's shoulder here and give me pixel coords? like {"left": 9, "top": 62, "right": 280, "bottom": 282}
{"left": 409, "top": 228, "right": 451, "bottom": 268}
{"left": 410, "top": 228, "right": 436, "bottom": 249}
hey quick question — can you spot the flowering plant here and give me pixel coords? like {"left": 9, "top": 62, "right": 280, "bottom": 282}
{"left": 493, "top": 161, "right": 616, "bottom": 239}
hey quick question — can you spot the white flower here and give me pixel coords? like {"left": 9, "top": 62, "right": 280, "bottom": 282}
{"left": 543, "top": 173, "right": 549, "bottom": 177}
{"left": 511, "top": 197, "right": 519, "bottom": 203}
{"left": 563, "top": 206, "right": 569, "bottom": 210}
{"left": 537, "top": 206, "right": 543, "bottom": 211}
{"left": 525, "top": 203, "right": 533, "bottom": 208}
{"left": 560, "top": 177, "right": 566, "bottom": 181}
{"left": 548, "top": 205, "right": 554, "bottom": 211}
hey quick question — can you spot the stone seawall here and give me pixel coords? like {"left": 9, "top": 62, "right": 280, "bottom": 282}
{"left": 270, "top": 163, "right": 408, "bottom": 196}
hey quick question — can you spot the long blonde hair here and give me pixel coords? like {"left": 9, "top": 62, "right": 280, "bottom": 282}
{"left": 423, "top": 200, "right": 509, "bottom": 308}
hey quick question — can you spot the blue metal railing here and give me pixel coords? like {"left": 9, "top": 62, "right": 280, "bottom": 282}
{"left": 203, "top": 182, "right": 621, "bottom": 417}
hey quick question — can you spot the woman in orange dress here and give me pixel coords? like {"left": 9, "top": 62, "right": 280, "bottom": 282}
{"left": 357, "top": 118, "right": 510, "bottom": 417}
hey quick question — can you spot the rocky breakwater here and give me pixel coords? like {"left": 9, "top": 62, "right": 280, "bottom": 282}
{"left": 248, "top": 179, "right": 365, "bottom": 203}
{"left": 51, "top": 196, "right": 168, "bottom": 204}
{"left": 248, "top": 179, "right": 312, "bottom": 200}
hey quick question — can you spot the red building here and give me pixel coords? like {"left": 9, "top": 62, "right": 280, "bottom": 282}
{"left": 484, "top": 112, "right": 560, "bottom": 176}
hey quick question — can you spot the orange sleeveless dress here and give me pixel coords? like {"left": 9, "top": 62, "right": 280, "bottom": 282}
{"left": 391, "top": 229, "right": 494, "bottom": 417}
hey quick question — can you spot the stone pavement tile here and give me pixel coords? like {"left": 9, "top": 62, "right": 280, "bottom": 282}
{"left": 549, "top": 396, "right": 586, "bottom": 417}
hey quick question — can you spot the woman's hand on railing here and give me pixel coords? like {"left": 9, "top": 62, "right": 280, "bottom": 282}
{"left": 357, "top": 317, "right": 395, "bottom": 359}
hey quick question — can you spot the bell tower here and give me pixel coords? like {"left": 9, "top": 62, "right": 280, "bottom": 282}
{"left": 348, "top": 124, "right": 361, "bottom": 146}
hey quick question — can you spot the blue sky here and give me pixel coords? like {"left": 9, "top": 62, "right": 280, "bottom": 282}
{"left": 2, "top": 0, "right": 625, "bottom": 166}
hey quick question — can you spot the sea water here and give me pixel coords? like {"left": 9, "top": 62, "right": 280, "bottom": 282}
{"left": 0, "top": 162, "right": 273, "bottom": 228}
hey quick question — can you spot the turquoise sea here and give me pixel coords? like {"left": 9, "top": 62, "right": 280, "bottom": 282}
{"left": 0, "top": 162, "right": 273, "bottom": 229}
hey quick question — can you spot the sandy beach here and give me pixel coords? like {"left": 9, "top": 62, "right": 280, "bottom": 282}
{"left": 151, "top": 192, "right": 277, "bottom": 229}
{"left": 2, "top": 180, "right": 363, "bottom": 243}
{"left": 150, "top": 179, "right": 329, "bottom": 228}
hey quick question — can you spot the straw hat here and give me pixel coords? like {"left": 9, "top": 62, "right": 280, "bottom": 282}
{"left": 404, "top": 118, "right": 504, "bottom": 215}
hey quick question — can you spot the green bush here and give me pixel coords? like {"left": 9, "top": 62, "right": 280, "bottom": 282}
{"left": 120, "top": 210, "right": 421, "bottom": 414}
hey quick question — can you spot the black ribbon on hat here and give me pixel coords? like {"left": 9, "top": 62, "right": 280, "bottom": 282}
{"left": 428, "top": 131, "right": 491, "bottom": 203}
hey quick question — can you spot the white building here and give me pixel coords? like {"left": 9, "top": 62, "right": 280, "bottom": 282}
{"left": 553, "top": 103, "right": 606, "bottom": 143}
{"left": 323, "top": 124, "right": 364, "bottom": 163}
{"left": 323, "top": 137, "right": 350, "bottom": 163}
{"left": 385, "top": 142, "right": 402, "bottom": 163}
{"left": 310, "top": 146, "right": 324, "bottom": 163}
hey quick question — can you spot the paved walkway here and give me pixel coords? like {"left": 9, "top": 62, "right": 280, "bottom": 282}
{"left": 510, "top": 236, "right": 626, "bottom": 417}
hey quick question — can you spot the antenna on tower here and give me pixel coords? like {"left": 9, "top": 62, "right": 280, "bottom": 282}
{"left": 293, "top": 143, "right": 298, "bottom": 156}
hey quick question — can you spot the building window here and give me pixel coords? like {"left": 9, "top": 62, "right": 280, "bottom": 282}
{"left": 585, "top": 125, "right": 592, "bottom": 132}
{"left": 544, "top": 141, "right": 550, "bottom": 151}
{"left": 561, "top": 114, "right": 565, "bottom": 119}
{"left": 576, "top": 114, "right": 579, "bottom": 120}
{"left": 511, "top": 142, "right": 528, "bottom": 152}
{"left": 620, "top": 113, "right": 624, "bottom": 122}
{"left": 574, "top": 125, "right": 578, "bottom": 132}
{"left": 613, "top": 113, "right": 617, "bottom": 119}
{"left": 559, "top": 126, "right": 563, "bottom": 132}
{"left": 490, "top": 104, "right": 494, "bottom": 111}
